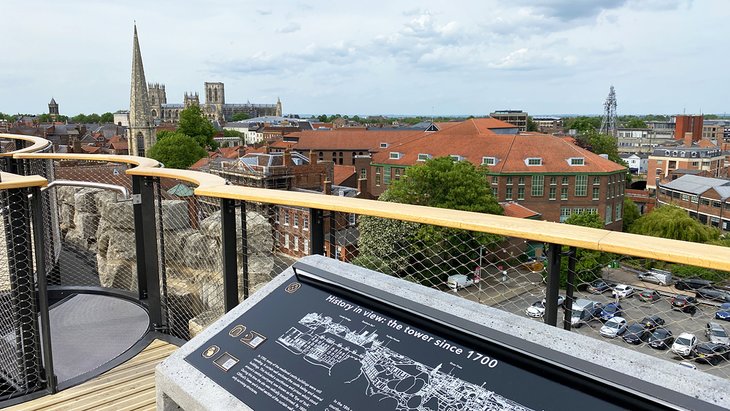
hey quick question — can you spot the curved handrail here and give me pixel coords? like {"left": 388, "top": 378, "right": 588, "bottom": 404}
{"left": 14, "top": 152, "right": 161, "bottom": 168}
{"left": 127, "top": 166, "right": 226, "bottom": 190}
{"left": 0, "top": 133, "right": 53, "bottom": 157}
{"left": 0, "top": 172, "right": 47, "bottom": 190}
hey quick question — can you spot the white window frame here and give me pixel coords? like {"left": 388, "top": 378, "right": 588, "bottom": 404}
{"left": 417, "top": 153, "right": 431, "bottom": 161}
{"left": 525, "top": 157, "right": 543, "bottom": 166}
{"left": 294, "top": 236, "right": 299, "bottom": 251}
{"left": 284, "top": 213, "right": 289, "bottom": 226}
{"left": 568, "top": 157, "right": 585, "bottom": 166}
{"left": 303, "top": 215, "right": 309, "bottom": 231}
{"left": 389, "top": 152, "right": 401, "bottom": 160}
{"left": 482, "top": 157, "right": 497, "bottom": 166}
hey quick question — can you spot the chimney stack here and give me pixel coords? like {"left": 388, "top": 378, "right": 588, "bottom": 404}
{"left": 684, "top": 131, "right": 693, "bottom": 147}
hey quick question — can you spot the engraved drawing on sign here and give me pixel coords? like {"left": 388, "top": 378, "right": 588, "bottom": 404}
{"left": 277, "top": 312, "right": 534, "bottom": 411}
{"left": 202, "top": 345, "right": 220, "bottom": 359}
{"left": 229, "top": 325, "right": 246, "bottom": 338}
{"left": 240, "top": 331, "right": 267, "bottom": 349}
{"left": 213, "top": 352, "right": 239, "bottom": 372}
{"left": 285, "top": 282, "right": 302, "bottom": 294}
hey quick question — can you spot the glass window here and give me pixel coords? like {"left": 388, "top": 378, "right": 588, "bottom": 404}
{"left": 550, "top": 176, "right": 556, "bottom": 185}
{"left": 284, "top": 213, "right": 290, "bottom": 226}
{"left": 518, "top": 187, "right": 525, "bottom": 200}
{"left": 531, "top": 175, "right": 544, "bottom": 196}
{"left": 562, "top": 176, "right": 569, "bottom": 185}
{"left": 491, "top": 176, "right": 498, "bottom": 184}
{"left": 561, "top": 187, "right": 568, "bottom": 200}
{"left": 293, "top": 215, "right": 299, "bottom": 228}
{"left": 593, "top": 176, "right": 600, "bottom": 185}
{"left": 303, "top": 215, "right": 309, "bottom": 230}
{"left": 593, "top": 187, "right": 600, "bottom": 200}
{"left": 482, "top": 157, "right": 496, "bottom": 166}
{"left": 360, "top": 168, "right": 367, "bottom": 179}
{"left": 417, "top": 153, "right": 430, "bottom": 161}
{"left": 570, "top": 157, "right": 585, "bottom": 166}
{"left": 549, "top": 187, "right": 556, "bottom": 200}
{"left": 506, "top": 176, "right": 513, "bottom": 185}
{"left": 605, "top": 205, "right": 613, "bottom": 224}
{"left": 575, "top": 175, "right": 587, "bottom": 196}
{"left": 527, "top": 157, "right": 543, "bottom": 166}
{"left": 560, "top": 207, "right": 571, "bottom": 222}
{"left": 518, "top": 176, "right": 525, "bottom": 185}
{"left": 506, "top": 187, "right": 513, "bottom": 200}
{"left": 394, "top": 168, "right": 402, "bottom": 180}
{"left": 616, "top": 203, "right": 622, "bottom": 220}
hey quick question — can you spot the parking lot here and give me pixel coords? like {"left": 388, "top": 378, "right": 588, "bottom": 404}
{"left": 494, "top": 286, "right": 730, "bottom": 378}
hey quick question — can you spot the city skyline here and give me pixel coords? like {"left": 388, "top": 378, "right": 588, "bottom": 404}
{"left": 1, "top": 0, "right": 728, "bottom": 117}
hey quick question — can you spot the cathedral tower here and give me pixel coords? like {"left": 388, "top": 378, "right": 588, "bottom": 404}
{"left": 276, "top": 97, "right": 282, "bottom": 117}
{"left": 127, "top": 24, "right": 156, "bottom": 157}
{"left": 48, "top": 97, "right": 59, "bottom": 121}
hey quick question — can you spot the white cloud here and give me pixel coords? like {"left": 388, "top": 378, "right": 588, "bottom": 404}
{"left": 277, "top": 22, "right": 301, "bottom": 34}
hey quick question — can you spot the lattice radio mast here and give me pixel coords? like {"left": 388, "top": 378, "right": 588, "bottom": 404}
{"left": 599, "top": 85, "right": 617, "bottom": 137}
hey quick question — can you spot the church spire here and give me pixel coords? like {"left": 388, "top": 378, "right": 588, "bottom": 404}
{"left": 128, "top": 23, "right": 156, "bottom": 156}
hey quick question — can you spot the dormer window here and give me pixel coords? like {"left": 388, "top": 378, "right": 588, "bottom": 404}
{"left": 417, "top": 153, "right": 431, "bottom": 162}
{"left": 450, "top": 155, "right": 463, "bottom": 161}
{"left": 380, "top": 142, "right": 389, "bottom": 148}
{"left": 526, "top": 157, "right": 542, "bottom": 166}
{"left": 389, "top": 152, "right": 402, "bottom": 160}
{"left": 568, "top": 157, "right": 585, "bottom": 166}
{"left": 482, "top": 157, "right": 497, "bottom": 166}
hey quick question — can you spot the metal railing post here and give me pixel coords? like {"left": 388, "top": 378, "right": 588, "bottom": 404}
{"left": 221, "top": 198, "right": 238, "bottom": 312}
{"left": 139, "top": 176, "right": 163, "bottom": 329}
{"left": 31, "top": 186, "right": 56, "bottom": 393}
{"left": 132, "top": 176, "right": 148, "bottom": 300}
{"left": 310, "top": 208, "right": 324, "bottom": 255}
{"left": 563, "top": 247, "right": 577, "bottom": 331}
{"left": 544, "top": 243, "right": 562, "bottom": 327}
{"left": 328, "top": 212, "right": 336, "bottom": 259}
{"left": 239, "top": 201, "right": 249, "bottom": 300}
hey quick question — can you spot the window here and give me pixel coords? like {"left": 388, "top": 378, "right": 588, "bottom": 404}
{"left": 284, "top": 234, "right": 290, "bottom": 249}
{"left": 593, "top": 176, "right": 600, "bottom": 185}
{"left": 593, "top": 187, "right": 600, "bottom": 200}
{"left": 275, "top": 211, "right": 280, "bottom": 224}
{"left": 560, "top": 207, "right": 571, "bottom": 222}
{"left": 482, "top": 157, "right": 497, "bottom": 166}
{"left": 506, "top": 187, "right": 513, "bottom": 200}
{"left": 375, "top": 167, "right": 382, "bottom": 186}
{"left": 491, "top": 176, "right": 498, "bottom": 184}
{"left": 550, "top": 176, "right": 557, "bottom": 185}
{"left": 417, "top": 153, "right": 431, "bottom": 161}
{"left": 562, "top": 176, "right": 569, "bottom": 185}
{"left": 517, "top": 187, "right": 525, "bottom": 200}
{"left": 561, "top": 187, "right": 568, "bottom": 200}
{"left": 526, "top": 157, "right": 543, "bottom": 166}
{"left": 450, "top": 155, "right": 463, "bottom": 161}
{"left": 303, "top": 215, "right": 309, "bottom": 230}
{"left": 549, "top": 187, "right": 556, "bottom": 200}
{"left": 616, "top": 203, "right": 622, "bottom": 220}
{"left": 304, "top": 239, "right": 309, "bottom": 254}
{"left": 293, "top": 215, "right": 299, "bottom": 228}
{"left": 714, "top": 201, "right": 722, "bottom": 208}
{"left": 605, "top": 205, "right": 613, "bottom": 224}
{"left": 569, "top": 157, "right": 585, "bottom": 166}
{"left": 389, "top": 152, "right": 401, "bottom": 160}
{"left": 394, "top": 168, "right": 402, "bottom": 180}
{"left": 380, "top": 142, "right": 388, "bottom": 148}
{"left": 531, "top": 175, "right": 544, "bottom": 197}
{"left": 348, "top": 213, "right": 356, "bottom": 226}
{"left": 294, "top": 236, "right": 299, "bottom": 251}
{"left": 284, "top": 213, "right": 290, "bottom": 226}
{"left": 518, "top": 176, "right": 525, "bottom": 185}
{"left": 575, "top": 175, "right": 587, "bottom": 196}
{"left": 506, "top": 176, "right": 513, "bottom": 185}
{"left": 360, "top": 168, "right": 367, "bottom": 179}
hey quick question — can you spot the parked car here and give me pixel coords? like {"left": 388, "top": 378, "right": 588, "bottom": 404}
{"left": 447, "top": 274, "right": 475, "bottom": 290}
{"left": 638, "top": 290, "right": 662, "bottom": 303}
{"left": 640, "top": 315, "right": 666, "bottom": 331}
{"left": 599, "top": 302, "right": 623, "bottom": 322}
{"left": 622, "top": 323, "right": 650, "bottom": 345}
{"left": 675, "top": 278, "right": 713, "bottom": 291}
{"left": 694, "top": 342, "right": 730, "bottom": 366}
{"left": 570, "top": 299, "right": 603, "bottom": 327}
{"left": 671, "top": 332, "right": 698, "bottom": 357}
{"left": 525, "top": 301, "right": 546, "bottom": 318}
{"left": 715, "top": 303, "right": 730, "bottom": 321}
{"left": 586, "top": 279, "right": 616, "bottom": 294}
{"left": 541, "top": 295, "right": 566, "bottom": 307}
{"left": 600, "top": 316, "right": 628, "bottom": 338}
{"left": 705, "top": 322, "right": 730, "bottom": 345}
{"left": 696, "top": 287, "right": 730, "bottom": 303}
{"left": 648, "top": 328, "right": 674, "bottom": 350}
{"left": 638, "top": 269, "right": 672, "bottom": 286}
{"left": 671, "top": 295, "right": 699, "bottom": 313}
{"left": 611, "top": 284, "right": 634, "bottom": 299}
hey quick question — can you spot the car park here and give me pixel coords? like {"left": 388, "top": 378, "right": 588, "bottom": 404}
{"left": 705, "top": 322, "right": 730, "bottom": 345}
{"left": 586, "top": 279, "right": 615, "bottom": 294}
{"left": 638, "top": 269, "right": 672, "bottom": 286}
{"left": 541, "top": 295, "right": 565, "bottom": 307}
{"left": 648, "top": 328, "right": 674, "bottom": 350}
{"left": 599, "top": 302, "right": 623, "bottom": 322}
{"left": 622, "top": 323, "right": 650, "bottom": 345}
{"left": 671, "top": 295, "right": 699, "bottom": 313}
{"left": 570, "top": 299, "right": 603, "bottom": 327}
{"left": 671, "top": 332, "right": 698, "bottom": 357}
{"left": 600, "top": 317, "right": 627, "bottom": 338}
{"left": 695, "top": 287, "right": 730, "bottom": 303}
{"left": 694, "top": 342, "right": 730, "bottom": 366}
{"left": 637, "top": 290, "right": 661, "bottom": 303}
{"left": 715, "top": 303, "right": 730, "bottom": 321}
{"left": 675, "top": 278, "right": 713, "bottom": 291}
{"left": 640, "top": 315, "right": 666, "bottom": 331}
{"left": 525, "top": 301, "right": 546, "bottom": 318}
{"left": 611, "top": 284, "right": 634, "bottom": 299}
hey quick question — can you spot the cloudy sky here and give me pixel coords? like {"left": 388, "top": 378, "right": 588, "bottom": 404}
{"left": 1, "top": 0, "right": 727, "bottom": 117}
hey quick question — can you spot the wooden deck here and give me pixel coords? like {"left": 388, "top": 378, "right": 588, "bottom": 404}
{"left": 7, "top": 339, "right": 177, "bottom": 411}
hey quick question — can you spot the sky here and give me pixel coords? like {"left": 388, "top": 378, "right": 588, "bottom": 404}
{"left": 1, "top": 0, "right": 728, "bottom": 117}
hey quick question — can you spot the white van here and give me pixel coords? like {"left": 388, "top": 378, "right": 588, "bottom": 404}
{"left": 638, "top": 269, "right": 672, "bottom": 286}
{"left": 570, "top": 299, "right": 602, "bottom": 327}
{"left": 447, "top": 274, "right": 477, "bottom": 290}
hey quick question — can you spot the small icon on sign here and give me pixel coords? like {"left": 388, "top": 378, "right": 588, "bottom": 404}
{"left": 241, "top": 331, "right": 267, "bottom": 349}
{"left": 285, "top": 282, "right": 301, "bottom": 294}
{"left": 213, "top": 352, "right": 239, "bottom": 372}
{"left": 229, "top": 325, "right": 246, "bottom": 338}
{"left": 202, "top": 345, "right": 220, "bottom": 359}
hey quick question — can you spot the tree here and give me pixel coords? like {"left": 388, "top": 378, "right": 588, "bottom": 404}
{"left": 231, "top": 112, "right": 250, "bottom": 122}
{"left": 353, "top": 157, "right": 503, "bottom": 284}
{"left": 624, "top": 118, "right": 647, "bottom": 128}
{"left": 178, "top": 105, "right": 218, "bottom": 150}
{"left": 622, "top": 198, "right": 641, "bottom": 232}
{"left": 630, "top": 205, "right": 720, "bottom": 243}
{"left": 100, "top": 112, "right": 114, "bottom": 123}
{"left": 223, "top": 129, "right": 243, "bottom": 137}
{"left": 563, "top": 212, "right": 613, "bottom": 287}
{"left": 526, "top": 116, "right": 538, "bottom": 131}
{"left": 71, "top": 113, "right": 88, "bottom": 123}
{"left": 564, "top": 116, "right": 601, "bottom": 134}
{"left": 147, "top": 132, "right": 207, "bottom": 169}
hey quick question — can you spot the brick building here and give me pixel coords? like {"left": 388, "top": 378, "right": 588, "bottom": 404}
{"left": 370, "top": 119, "right": 627, "bottom": 230}
{"left": 646, "top": 135, "right": 724, "bottom": 191}
{"left": 674, "top": 115, "right": 703, "bottom": 142}
{"left": 657, "top": 174, "right": 730, "bottom": 231}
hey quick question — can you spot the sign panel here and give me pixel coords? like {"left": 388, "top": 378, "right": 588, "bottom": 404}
{"left": 185, "top": 272, "right": 623, "bottom": 411}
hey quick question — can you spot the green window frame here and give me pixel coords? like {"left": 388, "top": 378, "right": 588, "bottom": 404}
{"left": 575, "top": 175, "right": 587, "bottom": 197}
{"left": 549, "top": 187, "right": 556, "bottom": 200}
{"left": 531, "top": 175, "right": 544, "bottom": 196}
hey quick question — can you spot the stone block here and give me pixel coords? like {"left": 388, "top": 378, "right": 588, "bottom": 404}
{"left": 158, "top": 200, "right": 191, "bottom": 231}
{"left": 100, "top": 201, "right": 134, "bottom": 231}
{"left": 74, "top": 188, "right": 103, "bottom": 213}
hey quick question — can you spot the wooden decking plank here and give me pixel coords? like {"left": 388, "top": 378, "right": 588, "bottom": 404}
{"left": 93, "top": 389, "right": 156, "bottom": 411}
{"left": 64, "top": 376, "right": 155, "bottom": 410}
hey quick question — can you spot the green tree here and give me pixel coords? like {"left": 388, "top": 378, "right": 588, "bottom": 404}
{"left": 71, "top": 113, "right": 89, "bottom": 123}
{"left": 564, "top": 116, "right": 601, "bottom": 134}
{"left": 563, "top": 212, "right": 613, "bottom": 287}
{"left": 147, "top": 132, "right": 207, "bottom": 169}
{"left": 526, "top": 116, "right": 538, "bottom": 132}
{"left": 178, "top": 105, "right": 218, "bottom": 150}
{"left": 223, "top": 129, "right": 243, "bottom": 137}
{"left": 353, "top": 157, "right": 503, "bottom": 284}
{"left": 622, "top": 198, "right": 641, "bottom": 232}
{"left": 100, "top": 112, "right": 114, "bottom": 123}
{"left": 630, "top": 205, "right": 720, "bottom": 243}
{"left": 624, "top": 118, "right": 647, "bottom": 128}
{"left": 156, "top": 130, "right": 177, "bottom": 141}
{"left": 86, "top": 113, "right": 101, "bottom": 123}
{"left": 230, "top": 112, "right": 250, "bottom": 122}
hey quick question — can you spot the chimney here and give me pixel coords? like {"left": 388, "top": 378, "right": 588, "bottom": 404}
{"left": 309, "top": 149, "right": 317, "bottom": 165}
{"left": 357, "top": 177, "right": 368, "bottom": 198}
{"left": 323, "top": 178, "right": 332, "bottom": 195}
{"left": 283, "top": 149, "right": 291, "bottom": 166}
{"left": 684, "top": 131, "right": 693, "bottom": 147}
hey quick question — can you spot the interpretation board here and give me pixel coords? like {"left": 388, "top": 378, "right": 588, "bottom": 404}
{"left": 183, "top": 260, "right": 691, "bottom": 411}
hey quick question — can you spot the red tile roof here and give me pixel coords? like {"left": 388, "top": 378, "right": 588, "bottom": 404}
{"left": 500, "top": 202, "right": 541, "bottom": 219}
{"left": 110, "top": 141, "right": 128, "bottom": 150}
{"left": 333, "top": 165, "right": 356, "bottom": 185}
{"left": 190, "top": 157, "right": 211, "bottom": 171}
{"left": 282, "top": 130, "right": 423, "bottom": 151}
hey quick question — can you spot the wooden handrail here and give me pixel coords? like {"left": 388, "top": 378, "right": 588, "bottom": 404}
{"left": 0, "top": 172, "right": 47, "bottom": 190}
{"left": 14, "top": 153, "right": 161, "bottom": 168}
{"left": 0, "top": 133, "right": 52, "bottom": 157}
